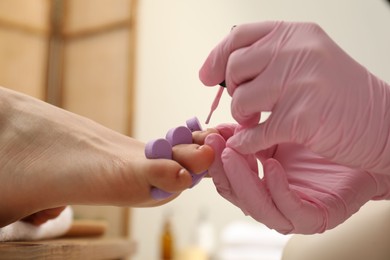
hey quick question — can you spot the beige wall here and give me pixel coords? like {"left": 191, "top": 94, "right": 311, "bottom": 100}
{"left": 0, "top": 0, "right": 49, "bottom": 99}
{"left": 132, "top": 0, "right": 390, "bottom": 259}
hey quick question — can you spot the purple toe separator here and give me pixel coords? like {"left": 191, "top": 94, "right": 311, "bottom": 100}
{"left": 190, "top": 171, "right": 208, "bottom": 188}
{"left": 145, "top": 138, "right": 174, "bottom": 200}
{"left": 144, "top": 138, "right": 172, "bottom": 159}
{"left": 151, "top": 188, "right": 173, "bottom": 200}
{"left": 145, "top": 117, "right": 208, "bottom": 200}
{"left": 186, "top": 117, "right": 202, "bottom": 132}
{"left": 166, "top": 126, "right": 193, "bottom": 146}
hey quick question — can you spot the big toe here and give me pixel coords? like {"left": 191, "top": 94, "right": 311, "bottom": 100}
{"left": 172, "top": 144, "right": 214, "bottom": 174}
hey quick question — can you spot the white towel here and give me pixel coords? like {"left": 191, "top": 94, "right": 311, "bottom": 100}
{"left": 0, "top": 206, "right": 73, "bottom": 241}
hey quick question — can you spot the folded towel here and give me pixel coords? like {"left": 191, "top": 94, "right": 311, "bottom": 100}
{"left": 0, "top": 206, "right": 73, "bottom": 242}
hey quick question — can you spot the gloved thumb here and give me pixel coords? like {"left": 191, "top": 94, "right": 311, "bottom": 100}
{"left": 205, "top": 133, "right": 242, "bottom": 209}
{"left": 227, "top": 117, "right": 290, "bottom": 155}
{"left": 205, "top": 133, "right": 229, "bottom": 188}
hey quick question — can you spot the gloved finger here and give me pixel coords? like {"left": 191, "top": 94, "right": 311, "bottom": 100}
{"left": 263, "top": 159, "right": 327, "bottom": 234}
{"left": 231, "top": 72, "right": 282, "bottom": 127}
{"left": 225, "top": 37, "right": 276, "bottom": 97}
{"left": 227, "top": 113, "right": 294, "bottom": 155}
{"left": 255, "top": 145, "right": 279, "bottom": 163}
{"left": 215, "top": 123, "right": 237, "bottom": 140}
{"left": 231, "top": 81, "right": 263, "bottom": 127}
{"left": 217, "top": 123, "right": 259, "bottom": 173}
{"left": 199, "top": 22, "right": 278, "bottom": 87}
{"left": 206, "top": 134, "right": 258, "bottom": 211}
{"left": 205, "top": 134, "right": 238, "bottom": 205}
{"left": 230, "top": 36, "right": 298, "bottom": 127}
{"left": 222, "top": 148, "right": 293, "bottom": 233}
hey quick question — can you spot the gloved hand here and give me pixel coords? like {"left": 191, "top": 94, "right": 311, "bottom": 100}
{"left": 205, "top": 124, "right": 390, "bottom": 234}
{"left": 199, "top": 21, "right": 390, "bottom": 176}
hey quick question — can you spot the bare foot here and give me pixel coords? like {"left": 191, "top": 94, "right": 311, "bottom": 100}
{"left": 0, "top": 87, "right": 214, "bottom": 227}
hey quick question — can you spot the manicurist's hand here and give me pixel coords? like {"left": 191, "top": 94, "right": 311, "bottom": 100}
{"left": 200, "top": 21, "right": 390, "bottom": 176}
{"left": 197, "top": 125, "right": 390, "bottom": 234}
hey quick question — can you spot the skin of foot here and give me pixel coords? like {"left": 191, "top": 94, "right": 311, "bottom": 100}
{"left": 0, "top": 87, "right": 214, "bottom": 228}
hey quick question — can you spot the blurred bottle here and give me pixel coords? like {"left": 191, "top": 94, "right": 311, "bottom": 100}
{"left": 161, "top": 213, "right": 175, "bottom": 260}
{"left": 194, "top": 208, "right": 215, "bottom": 259}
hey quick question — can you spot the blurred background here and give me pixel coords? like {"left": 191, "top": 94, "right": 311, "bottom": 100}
{"left": 0, "top": 0, "right": 390, "bottom": 259}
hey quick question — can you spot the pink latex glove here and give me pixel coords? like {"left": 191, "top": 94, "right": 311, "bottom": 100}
{"left": 205, "top": 124, "right": 390, "bottom": 234}
{"left": 200, "top": 21, "right": 390, "bottom": 176}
